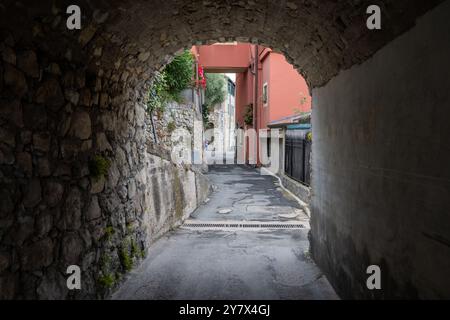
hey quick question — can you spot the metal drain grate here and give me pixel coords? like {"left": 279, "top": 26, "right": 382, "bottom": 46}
{"left": 183, "top": 221, "right": 305, "bottom": 230}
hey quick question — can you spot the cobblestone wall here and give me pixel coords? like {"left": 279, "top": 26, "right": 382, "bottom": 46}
{"left": 0, "top": 28, "right": 209, "bottom": 300}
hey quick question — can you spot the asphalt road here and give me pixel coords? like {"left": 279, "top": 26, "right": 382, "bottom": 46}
{"left": 111, "top": 165, "right": 338, "bottom": 300}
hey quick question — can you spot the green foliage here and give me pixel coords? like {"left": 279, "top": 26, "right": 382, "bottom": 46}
{"left": 147, "top": 50, "right": 194, "bottom": 114}
{"left": 205, "top": 73, "right": 226, "bottom": 107}
{"left": 98, "top": 251, "right": 115, "bottom": 288}
{"left": 147, "top": 72, "right": 171, "bottom": 114}
{"left": 244, "top": 104, "right": 253, "bottom": 126}
{"left": 130, "top": 240, "right": 139, "bottom": 257}
{"left": 89, "top": 155, "right": 110, "bottom": 180}
{"left": 98, "top": 274, "right": 115, "bottom": 288}
{"left": 126, "top": 223, "right": 134, "bottom": 233}
{"left": 202, "top": 73, "right": 226, "bottom": 124}
{"left": 164, "top": 50, "right": 194, "bottom": 95}
{"left": 201, "top": 103, "right": 210, "bottom": 125}
{"left": 130, "top": 239, "right": 145, "bottom": 259}
{"left": 120, "top": 247, "right": 133, "bottom": 272}
{"left": 120, "top": 236, "right": 146, "bottom": 272}
{"left": 100, "top": 253, "right": 111, "bottom": 270}
{"left": 127, "top": 234, "right": 143, "bottom": 259}
{"left": 104, "top": 226, "right": 114, "bottom": 240}
{"left": 167, "top": 121, "right": 176, "bottom": 133}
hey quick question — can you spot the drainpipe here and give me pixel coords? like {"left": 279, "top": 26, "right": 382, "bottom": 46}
{"left": 194, "top": 57, "right": 204, "bottom": 164}
{"left": 253, "top": 45, "right": 259, "bottom": 165}
{"left": 150, "top": 109, "right": 158, "bottom": 144}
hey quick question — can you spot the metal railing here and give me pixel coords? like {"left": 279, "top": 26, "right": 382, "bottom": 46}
{"left": 284, "top": 131, "right": 311, "bottom": 186}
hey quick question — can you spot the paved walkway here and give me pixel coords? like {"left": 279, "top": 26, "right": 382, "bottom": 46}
{"left": 112, "top": 165, "right": 338, "bottom": 300}
{"left": 191, "top": 165, "right": 310, "bottom": 224}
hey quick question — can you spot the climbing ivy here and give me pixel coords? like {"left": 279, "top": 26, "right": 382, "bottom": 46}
{"left": 147, "top": 71, "right": 170, "bottom": 114}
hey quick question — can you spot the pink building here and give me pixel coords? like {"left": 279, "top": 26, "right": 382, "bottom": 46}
{"left": 234, "top": 45, "right": 311, "bottom": 130}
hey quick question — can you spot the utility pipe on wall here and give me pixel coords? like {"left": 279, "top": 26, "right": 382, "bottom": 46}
{"left": 252, "top": 45, "right": 259, "bottom": 165}
{"left": 253, "top": 45, "right": 258, "bottom": 131}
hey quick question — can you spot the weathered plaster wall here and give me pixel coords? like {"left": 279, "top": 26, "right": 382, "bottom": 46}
{"left": 267, "top": 53, "right": 312, "bottom": 121}
{"left": 310, "top": 1, "right": 450, "bottom": 299}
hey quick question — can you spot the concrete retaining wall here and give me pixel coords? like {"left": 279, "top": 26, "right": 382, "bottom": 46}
{"left": 310, "top": 1, "right": 450, "bottom": 299}
{"left": 280, "top": 173, "right": 311, "bottom": 205}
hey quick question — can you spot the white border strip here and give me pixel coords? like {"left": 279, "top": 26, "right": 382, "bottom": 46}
{"left": 260, "top": 167, "right": 311, "bottom": 217}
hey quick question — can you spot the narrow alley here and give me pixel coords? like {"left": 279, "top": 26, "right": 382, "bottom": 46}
{"left": 112, "top": 166, "right": 337, "bottom": 299}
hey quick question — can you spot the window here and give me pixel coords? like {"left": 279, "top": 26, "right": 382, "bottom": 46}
{"left": 262, "top": 82, "right": 268, "bottom": 106}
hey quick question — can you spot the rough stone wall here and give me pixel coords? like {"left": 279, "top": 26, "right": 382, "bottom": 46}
{"left": 151, "top": 99, "right": 199, "bottom": 150}
{"left": 208, "top": 102, "right": 226, "bottom": 147}
{"left": 1, "top": 0, "right": 441, "bottom": 89}
{"left": 102, "top": 0, "right": 442, "bottom": 89}
{"left": 0, "top": 20, "right": 209, "bottom": 300}
{"left": 310, "top": 1, "right": 450, "bottom": 299}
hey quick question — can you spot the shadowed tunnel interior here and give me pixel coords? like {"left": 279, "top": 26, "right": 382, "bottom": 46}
{"left": 1, "top": 0, "right": 450, "bottom": 299}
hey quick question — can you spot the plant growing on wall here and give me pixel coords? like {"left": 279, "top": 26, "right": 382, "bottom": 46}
{"left": 147, "top": 50, "right": 194, "bottom": 114}
{"left": 293, "top": 91, "right": 309, "bottom": 114}
{"left": 244, "top": 104, "right": 253, "bottom": 126}
{"left": 163, "top": 50, "right": 195, "bottom": 95}
{"left": 89, "top": 155, "right": 111, "bottom": 180}
{"left": 167, "top": 121, "right": 176, "bottom": 133}
{"left": 147, "top": 71, "right": 171, "bottom": 114}
{"left": 201, "top": 103, "right": 210, "bottom": 126}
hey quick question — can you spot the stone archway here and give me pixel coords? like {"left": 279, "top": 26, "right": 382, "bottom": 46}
{"left": 1, "top": 0, "right": 449, "bottom": 299}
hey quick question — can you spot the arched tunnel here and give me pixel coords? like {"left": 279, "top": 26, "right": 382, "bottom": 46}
{"left": 1, "top": 0, "right": 450, "bottom": 299}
